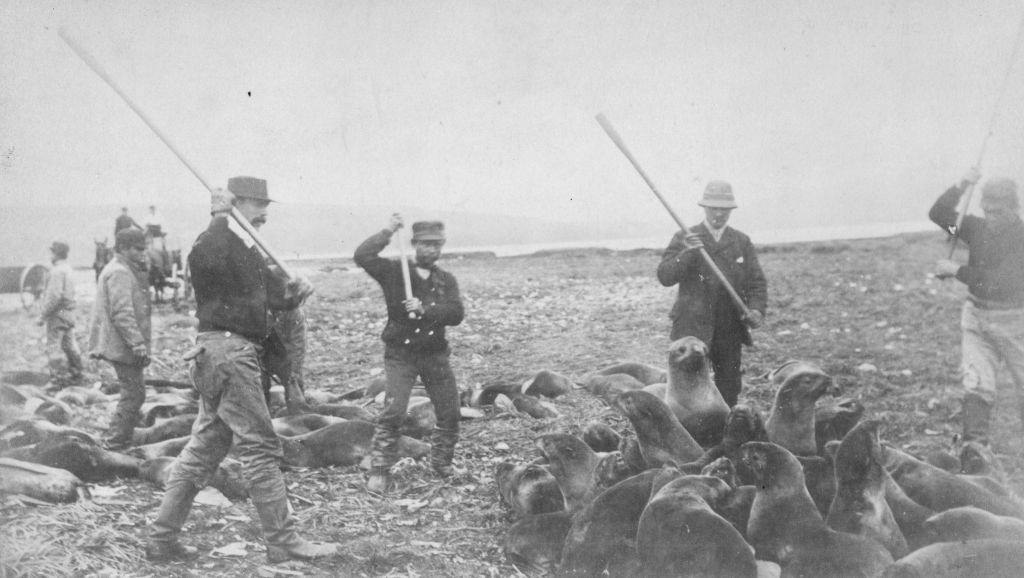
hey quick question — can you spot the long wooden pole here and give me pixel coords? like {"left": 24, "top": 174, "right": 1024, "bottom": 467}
{"left": 948, "top": 12, "right": 1024, "bottom": 259}
{"left": 58, "top": 27, "right": 294, "bottom": 279}
{"left": 595, "top": 113, "right": 751, "bottom": 319}
{"left": 394, "top": 222, "right": 417, "bottom": 319}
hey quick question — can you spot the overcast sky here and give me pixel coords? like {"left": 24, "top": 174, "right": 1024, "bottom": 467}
{"left": 2, "top": 0, "right": 1024, "bottom": 233}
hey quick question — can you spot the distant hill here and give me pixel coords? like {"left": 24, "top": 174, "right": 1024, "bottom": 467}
{"left": 0, "top": 203, "right": 668, "bottom": 268}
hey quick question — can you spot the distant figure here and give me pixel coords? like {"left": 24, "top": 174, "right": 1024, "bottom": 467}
{"left": 38, "top": 240, "right": 84, "bottom": 387}
{"left": 144, "top": 204, "right": 164, "bottom": 240}
{"left": 92, "top": 238, "right": 114, "bottom": 282}
{"left": 930, "top": 167, "right": 1024, "bottom": 445}
{"left": 355, "top": 214, "right": 465, "bottom": 493}
{"left": 89, "top": 228, "right": 151, "bottom": 450}
{"left": 114, "top": 206, "right": 142, "bottom": 238}
{"left": 656, "top": 181, "right": 768, "bottom": 406}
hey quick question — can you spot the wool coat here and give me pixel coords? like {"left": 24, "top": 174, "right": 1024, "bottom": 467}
{"left": 89, "top": 253, "right": 151, "bottom": 365}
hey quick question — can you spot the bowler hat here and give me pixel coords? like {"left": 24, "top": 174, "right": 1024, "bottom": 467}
{"left": 228, "top": 176, "right": 275, "bottom": 203}
{"left": 981, "top": 178, "right": 1020, "bottom": 210}
{"left": 115, "top": 228, "right": 147, "bottom": 251}
{"left": 49, "top": 241, "right": 70, "bottom": 258}
{"left": 411, "top": 221, "right": 446, "bottom": 242}
{"left": 698, "top": 180, "right": 738, "bottom": 209}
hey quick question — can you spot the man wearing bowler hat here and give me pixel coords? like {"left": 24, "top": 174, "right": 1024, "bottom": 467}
{"left": 355, "top": 214, "right": 465, "bottom": 493}
{"left": 39, "top": 240, "right": 84, "bottom": 386}
{"left": 147, "top": 176, "right": 338, "bottom": 562}
{"left": 657, "top": 180, "right": 768, "bottom": 406}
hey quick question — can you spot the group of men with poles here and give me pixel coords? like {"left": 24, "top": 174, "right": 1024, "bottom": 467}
{"left": 49, "top": 26, "right": 1024, "bottom": 565}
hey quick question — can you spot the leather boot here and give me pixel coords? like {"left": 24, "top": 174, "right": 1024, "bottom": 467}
{"left": 429, "top": 426, "right": 458, "bottom": 478}
{"left": 146, "top": 482, "right": 201, "bottom": 561}
{"left": 255, "top": 496, "right": 339, "bottom": 563}
{"left": 962, "top": 393, "right": 992, "bottom": 445}
{"left": 366, "top": 466, "right": 392, "bottom": 493}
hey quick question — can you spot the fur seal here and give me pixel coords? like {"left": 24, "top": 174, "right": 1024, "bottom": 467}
{"left": 308, "top": 403, "right": 374, "bottom": 423}
{"left": 582, "top": 373, "right": 645, "bottom": 400}
{"left": 589, "top": 361, "right": 667, "bottom": 385}
{"left": 503, "top": 511, "right": 573, "bottom": 574}
{"left": 272, "top": 413, "right": 348, "bottom": 437}
{"left": 764, "top": 361, "right": 837, "bottom": 456}
{"left": 560, "top": 467, "right": 679, "bottom": 577}
{"left": 882, "top": 465, "right": 936, "bottom": 553}
{"left": 0, "top": 419, "right": 98, "bottom": 451}
{"left": 688, "top": 403, "right": 768, "bottom": 472}
{"left": 139, "top": 456, "right": 250, "bottom": 501}
{"left": 922, "top": 506, "right": 1024, "bottom": 543}
{"left": 826, "top": 420, "right": 909, "bottom": 558}
{"left": 54, "top": 385, "right": 114, "bottom": 407}
{"left": 881, "top": 444, "right": 1024, "bottom": 519}
{"left": 882, "top": 539, "right": 1024, "bottom": 578}
{"left": 740, "top": 441, "right": 893, "bottom": 575}
{"left": 701, "top": 457, "right": 756, "bottom": 538}
{"left": 611, "top": 390, "right": 703, "bottom": 468}
{"left": 496, "top": 460, "right": 565, "bottom": 516}
{"left": 0, "top": 456, "right": 86, "bottom": 503}
{"left": 535, "top": 433, "right": 604, "bottom": 512}
{"left": 132, "top": 414, "right": 197, "bottom": 446}
{"left": 637, "top": 474, "right": 757, "bottom": 577}
{"left": 139, "top": 392, "right": 198, "bottom": 427}
{"left": 129, "top": 435, "right": 190, "bottom": 461}
{"left": 511, "top": 394, "right": 560, "bottom": 419}
{"left": 663, "top": 336, "right": 729, "bottom": 447}
{"left": 582, "top": 421, "right": 621, "bottom": 453}
{"left": 280, "top": 420, "right": 428, "bottom": 468}
{"left": 814, "top": 396, "right": 864, "bottom": 454}
{"left": 522, "top": 370, "right": 573, "bottom": 398}
{"left": 3, "top": 435, "right": 141, "bottom": 482}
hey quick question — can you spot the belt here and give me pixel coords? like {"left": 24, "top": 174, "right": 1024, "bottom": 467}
{"left": 968, "top": 295, "right": 1024, "bottom": 311}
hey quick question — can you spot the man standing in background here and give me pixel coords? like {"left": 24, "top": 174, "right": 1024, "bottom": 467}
{"left": 656, "top": 181, "right": 767, "bottom": 406}
{"left": 39, "top": 240, "right": 84, "bottom": 387}
{"left": 115, "top": 206, "right": 142, "bottom": 237}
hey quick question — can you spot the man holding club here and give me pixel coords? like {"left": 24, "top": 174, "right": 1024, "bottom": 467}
{"left": 147, "top": 177, "right": 338, "bottom": 563}
{"left": 656, "top": 181, "right": 768, "bottom": 407}
{"left": 931, "top": 168, "right": 1024, "bottom": 445}
{"left": 355, "top": 214, "right": 465, "bottom": 493}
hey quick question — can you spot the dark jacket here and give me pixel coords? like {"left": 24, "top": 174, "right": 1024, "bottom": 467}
{"left": 929, "top": 185, "right": 1024, "bottom": 305}
{"left": 188, "top": 216, "right": 298, "bottom": 342}
{"left": 657, "top": 223, "right": 768, "bottom": 345}
{"left": 354, "top": 229, "right": 464, "bottom": 352}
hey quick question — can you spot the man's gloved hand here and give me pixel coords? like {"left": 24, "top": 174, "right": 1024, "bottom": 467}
{"left": 388, "top": 213, "right": 404, "bottom": 234}
{"left": 132, "top": 343, "right": 151, "bottom": 367}
{"left": 743, "top": 310, "right": 764, "bottom": 329}
{"left": 935, "top": 259, "right": 960, "bottom": 280}
{"left": 681, "top": 232, "right": 704, "bottom": 252}
{"left": 211, "top": 188, "right": 235, "bottom": 215}
{"left": 286, "top": 275, "right": 315, "bottom": 302}
{"left": 961, "top": 167, "right": 981, "bottom": 187}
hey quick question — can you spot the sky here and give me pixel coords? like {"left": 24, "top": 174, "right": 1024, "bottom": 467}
{"left": 2, "top": 0, "right": 1024, "bottom": 237}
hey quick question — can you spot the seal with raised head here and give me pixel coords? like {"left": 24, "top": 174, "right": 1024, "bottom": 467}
{"left": 663, "top": 336, "right": 729, "bottom": 447}
{"left": 611, "top": 390, "right": 703, "bottom": 468}
{"left": 740, "top": 441, "right": 893, "bottom": 576}
{"left": 535, "top": 433, "right": 604, "bottom": 512}
{"left": 687, "top": 403, "right": 768, "bottom": 471}
{"left": 582, "top": 421, "right": 621, "bottom": 453}
{"left": 765, "top": 361, "right": 836, "bottom": 456}
{"left": 495, "top": 460, "right": 565, "bottom": 517}
{"left": 814, "top": 396, "right": 864, "bottom": 454}
{"left": 637, "top": 474, "right": 757, "bottom": 577}
{"left": 826, "top": 420, "right": 909, "bottom": 558}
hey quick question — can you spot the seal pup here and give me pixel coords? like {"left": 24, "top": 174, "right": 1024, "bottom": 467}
{"left": 921, "top": 506, "right": 1024, "bottom": 543}
{"left": 0, "top": 457, "right": 86, "bottom": 503}
{"left": 588, "top": 361, "right": 667, "bottom": 385}
{"left": 814, "top": 396, "right": 864, "bottom": 454}
{"left": 582, "top": 421, "right": 621, "bottom": 453}
{"left": 280, "top": 420, "right": 428, "bottom": 468}
{"left": 611, "top": 390, "right": 703, "bottom": 468}
{"left": 881, "top": 444, "right": 1024, "bottom": 519}
{"left": 495, "top": 460, "right": 565, "bottom": 516}
{"left": 687, "top": 403, "right": 768, "bottom": 471}
{"left": 882, "top": 539, "right": 1024, "bottom": 578}
{"left": 140, "top": 456, "right": 249, "bottom": 501}
{"left": 132, "top": 414, "right": 197, "bottom": 446}
{"left": 3, "top": 434, "right": 141, "bottom": 482}
{"left": 765, "top": 361, "right": 837, "bottom": 456}
{"left": 534, "top": 433, "right": 604, "bottom": 512}
{"left": 521, "top": 369, "right": 572, "bottom": 398}
{"left": 636, "top": 475, "right": 757, "bottom": 577}
{"left": 582, "top": 373, "right": 645, "bottom": 401}
{"left": 663, "top": 336, "right": 729, "bottom": 447}
{"left": 503, "top": 511, "right": 573, "bottom": 575}
{"left": 560, "top": 467, "right": 679, "bottom": 577}
{"left": 129, "top": 435, "right": 190, "bottom": 461}
{"left": 826, "top": 420, "right": 909, "bottom": 558}
{"left": 740, "top": 441, "right": 893, "bottom": 575}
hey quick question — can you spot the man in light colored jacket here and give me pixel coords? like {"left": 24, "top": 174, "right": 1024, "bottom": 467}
{"left": 89, "top": 228, "right": 152, "bottom": 450}
{"left": 39, "top": 240, "right": 83, "bottom": 386}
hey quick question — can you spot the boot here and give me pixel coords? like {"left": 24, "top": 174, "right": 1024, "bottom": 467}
{"left": 255, "top": 496, "right": 339, "bottom": 563}
{"left": 102, "top": 414, "right": 134, "bottom": 451}
{"left": 146, "top": 482, "right": 201, "bottom": 562}
{"left": 962, "top": 393, "right": 992, "bottom": 445}
{"left": 366, "top": 466, "right": 392, "bottom": 493}
{"left": 429, "top": 426, "right": 458, "bottom": 478}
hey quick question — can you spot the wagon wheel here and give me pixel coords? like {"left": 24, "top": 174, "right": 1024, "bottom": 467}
{"left": 19, "top": 263, "right": 49, "bottom": 311}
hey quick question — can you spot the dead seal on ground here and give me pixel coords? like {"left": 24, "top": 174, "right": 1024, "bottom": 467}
{"left": 589, "top": 361, "right": 667, "bottom": 385}
{"left": 582, "top": 421, "right": 621, "bottom": 453}
{"left": 582, "top": 373, "right": 645, "bottom": 401}
{"left": 139, "top": 392, "right": 198, "bottom": 427}
{"left": 129, "top": 435, "right": 190, "bottom": 461}
{"left": 663, "top": 336, "right": 729, "bottom": 447}
{"left": 921, "top": 506, "right": 1024, "bottom": 543}
{"left": 3, "top": 434, "right": 141, "bottom": 482}
{"left": 765, "top": 361, "right": 837, "bottom": 456}
{"left": 0, "top": 457, "right": 86, "bottom": 503}
{"left": 560, "top": 467, "right": 680, "bottom": 577}
{"left": 139, "top": 456, "right": 249, "bottom": 501}
{"left": 521, "top": 370, "right": 573, "bottom": 398}
{"left": 637, "top": 474, "right": 757, "bottom": 577}
{"left": 503, "top": 511, "right": 573, "bottom": 574}
{"left": 0, "top": 419, "right": 98, "bottom": 451}
{"left": 826, "top": 420, "right": 909, "bottom": 558}
{"left": 495, "top": 460, "right": 565, "bottom": 517}
{"left": 280, "top": 420, "right": 428, "bottom": 468}
{"left": 132, "top": 414, "right": 197, "bottom": 446}
{"left": 272, "top": 413, "right": 348, "bottom": 437}
{"left": 740, "top": 441, "right": 893, "bottom": 575}
{"left": 882, "top": 539, "right": 1024, "bottom": 578}
{"left": 611, "top": 390, "right": 703, "bottom": 468}
{"left": 308, "top": 403, "right": 374, "bottom": 423}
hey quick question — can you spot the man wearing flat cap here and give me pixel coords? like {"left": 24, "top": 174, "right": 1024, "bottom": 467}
{"left": 931, "top": 168, "right": 1024, "bottom": 445}
{"left": 355, "top": 214, "right": 465, "bottom": 493}
{"left": 89, "top": 228, "right": 151, "bottom": 450}
{"left": 39, "top": 240, "right": 84, "bottom": 386}
{"left": 147, "top": 176, "right": 338, "bottom": 562}
{"left": 657, "top": 180, "right": 768, "bottom": 406}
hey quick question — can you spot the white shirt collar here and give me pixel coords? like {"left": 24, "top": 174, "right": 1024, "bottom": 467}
{"left": 226, "top": 216, "right": 257, "bottom": 249}
{"left": 703, "top": 220, "right": 726, "bottom": 242}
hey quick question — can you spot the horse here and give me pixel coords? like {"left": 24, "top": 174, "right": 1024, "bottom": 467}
{"left": 147, "top": 246, "right": 183, "bottom": 303}
{"left": 93, "top": 239, "right": 113, "bottom": 281}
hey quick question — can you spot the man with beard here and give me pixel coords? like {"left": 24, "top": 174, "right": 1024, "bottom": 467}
{"left": 931, "top": 167, "right": 1024, "bottom": 445}
{"left": 355, "top": 214, "right": 465, "bottom": 493}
